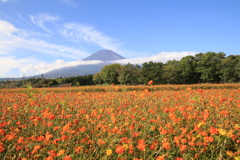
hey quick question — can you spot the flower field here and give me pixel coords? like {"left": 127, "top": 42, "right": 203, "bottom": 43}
{"left": 0, "top": 84, "right": 240, "bottom": 159}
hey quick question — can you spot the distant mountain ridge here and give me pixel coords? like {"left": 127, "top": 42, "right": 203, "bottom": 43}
{"left": 82, "top": 50, "right": 125, "bottom": 61}
{"left": 41, "top": 50, "right": 125, "bottom": 78}
{"left": 0, "top": 50, "right": 126, "bottom": 80}
{"left": 43, "top": 63, "right": 106, "bottom": 78}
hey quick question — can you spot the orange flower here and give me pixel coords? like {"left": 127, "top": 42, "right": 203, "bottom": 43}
{"left": 64, "top": 155, "right": 72, "bottom": 160}
{"left": 137, "top": 139, "right": 146, "bottom": 151}
{"left": 57, "top": 149, "right": 65, "bottom": 156}
{"left": 0, "top": 143, "right": 4, "bottom": 153}
{"left": 160, "top": 129, "right": 168, "bottom": 135}
{"left": 79, "top": 126, "right": 86, "bottom": 132}
{"left": 32, "top": 145, "right": 41, "bottom": 154}
{"left": 181, "top": 138, "right": 187, "bottom": 144}
{"left": 45, "top": 132, "right": 53, "bottom": 142}
{"left": 204, "top": 136, "right": 214, "bottom": 143}
{"left": 156, "top": 156, "right": 164, "bottom": 160}
{"left": 0, "top": 129, "right": 5, "bottom": 135}
{"left": 180, "top": 145, "right": 187, "bottom": 152}
{"left": 128, "top": 144, "right": 134, "bottom": 154}
{"left": 209, "top": 126, "right": 218, "bottom": 135}
{"left": 17, "top": 137, "right": 24, "bottom": 144}
{"left": 75, "top": 147, "right": 83, "bottom": 153}
{"left": 150, "top": 140, "right": 158, "bottom": 150}
{"left": 115, "top": 145, "right": 124, "bottom": 154}
{"left": 132, "top": 132, "right": 140, "bottom": 137}
{"left": 45, "top": 156, "right": 54, "bottom": 160}
{"left": 6, "top": 133, "right": 15, "bottom": 141}
{"left": 48, "top": 150, "right": 57, "bottom": 157}
{"left": 162, "top": 141, "right": 170, "bottom": 150}
{"left": 98, "top": 139, "right": 106, "bottom": 145}
{"left": 62, "top": 123, "right": 71, "bottom": 133}
{"left": 148, "top": 80, "right": 153, "bottom": 85}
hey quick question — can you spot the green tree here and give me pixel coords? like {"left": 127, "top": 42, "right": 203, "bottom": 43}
{"left": 235, "top": 55, "right": 240, "bottom": 82}
{"left": 178, "top": 55, "right": 199, "bottom": 84}
{"left": 93, "top": 72, "right": 103, "bottom": 84}
{"left": 118, "top": 63, "right": 141, "bottom": 84}
{"left": 195, "top": 52, "right": 226, "bottom": 83}
{"left": 162, "top": 60, "right": 180, "bottom": 84}
{"left": 140, "top": 61, "right": 163, "bottom": 84}
{"left": 100, "top": 64, "right": 121, "bottom": 84}
{"left": 218, "top": 55, "right": 240, "bottom": 83}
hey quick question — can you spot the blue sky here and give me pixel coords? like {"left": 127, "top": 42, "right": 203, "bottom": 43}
{"left": 0, "top": 0, "right": 239, "bottom": 78}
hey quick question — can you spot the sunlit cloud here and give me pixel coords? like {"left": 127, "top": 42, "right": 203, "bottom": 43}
{"left": 0, "top": 56, "right": 35, "bottom": 77}
{"left": 60, "top": 23, "right": 121, "bottom": 52}
{"left": 0, "top": 20, "right": 89, "bottom": 59}
{"left": 29, "top": 13, "right": 60, "bottom": 33}
{"left": 113, "top": 51, "right": 198, "bottom": 64}
{"left": 20, "top": 59, "right": 103, "bottom": 76}
{"left": 0, "top": 20, "right": 19, "bottom": 54}
{"left": 0, "top": 20, "right": 18, "bottom": 35}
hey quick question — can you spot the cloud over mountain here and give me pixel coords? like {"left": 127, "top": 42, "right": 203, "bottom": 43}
{"left": 114, "top": 51, "right": 197, "bottom": 64}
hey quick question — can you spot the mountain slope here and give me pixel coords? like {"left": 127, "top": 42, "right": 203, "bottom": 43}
{"left": 82, "top": 50, "right": 125, "bottom": 61}
{"left": 42, "top": 50, "right": 125, "bottom": 78}
{"left": 43, "top": 63, "right": 106, "bottom": 78}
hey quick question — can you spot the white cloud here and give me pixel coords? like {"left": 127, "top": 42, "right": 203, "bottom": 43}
{"left": 29, "top": 13, "right": 60, "bottom": 33}
{"left": 60, "top": 23, "right": 121, "bottom": 52}
{"left": 18, "top": 39, "right": 89, "bottom": 59}
{"left": 20, "top": 59, "right": 103, "bottom": 75}
{"left": 59, "top": 23, "right": 147, "bottom": 58}
{"left": 0, "top": 56, "right": 34, "bottom": 77}
{"left": 0, "top": 20, "right": 19, "bottom": 54}
{"left": 113, "top": 51, "right": 198, "bottom": 64}
{"left": 0, "top": 20, "right": 18, "bottom": 35}
{"left": 0, "top": 20, "right": 89, "bottom": 59}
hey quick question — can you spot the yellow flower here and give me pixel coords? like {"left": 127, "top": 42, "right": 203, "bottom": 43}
{"left": 106, "top": 149, "right": 112, "bottom": 156}
{"left": 197, "top": 122, "right": 205, "bottom": 127}
{"left": 235, "top": 156, "right": 240, "bottom": 160}
{"left": 218, "top": 129, "right": 227, "bottom": 136}
{"left": 123, "top": 144, "right": 128, "bottom": 150}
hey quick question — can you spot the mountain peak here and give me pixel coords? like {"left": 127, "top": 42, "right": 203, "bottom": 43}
{"left": 82, "top": 50, "right": 125, "bottom": 61}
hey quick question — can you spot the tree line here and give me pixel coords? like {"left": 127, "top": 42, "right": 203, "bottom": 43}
{"left": 0, "top": 75, "right": 94, "bottom": 88}
{"left": 1, "top": 52, "right": 239, "bottom": 88}
{"left": 93, "top": 52, "right": 240, "bottom": 85}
